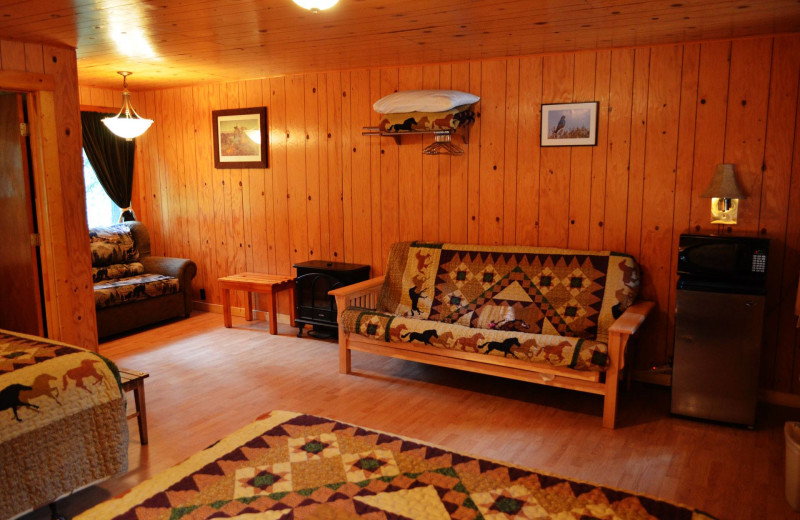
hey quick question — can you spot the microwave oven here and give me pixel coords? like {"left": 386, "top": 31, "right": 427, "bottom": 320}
{"left": 677, "top": 234, "right": 769, "bottom": 281}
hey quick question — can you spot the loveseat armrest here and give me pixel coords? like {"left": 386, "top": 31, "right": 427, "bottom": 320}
{"left": 140, "top": 256, "right": 197, "bottom": 282}
{"left": 140, "top": 256, "right": 198, "bottom": 317}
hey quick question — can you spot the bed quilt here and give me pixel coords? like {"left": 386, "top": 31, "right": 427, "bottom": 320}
{"left": 0, "top": 329, "right": 128, "bottom": 519}
{"left": 78, "top": 410, "right": 713, "bottom": 520}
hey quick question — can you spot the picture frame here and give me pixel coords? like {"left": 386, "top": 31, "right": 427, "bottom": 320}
{"left": 540, "top": 101, "right": 598, "bottom": 147}
{"left": 212, "top": 107, "right": 268, "bottom": 168}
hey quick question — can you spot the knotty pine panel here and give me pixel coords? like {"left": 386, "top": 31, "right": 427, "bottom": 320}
{"left": 84, "top": 34, "right": 800, "bottom": 393}
{"left": 764, "top": 37, "right": 800, "bottom": 392}
{"left": 568, "top": 52, "right": 596, "bottom": 251}
{"left": 305, "top": 74, "right": 323, "bottom": 266}
{"left": 449, "top": 62, "right": 471, "bottom": 245}
{"left": 603, "top": 48, "right": 635, "bottom": 253}
{"left": 368, "top": 69, "right": 384, "bottom": 273}
{"left": 422, "top": 65, "right": 440, "bottom": 244}
{"left": 477, "top": 59, "right": 506, "bottom": 246}
{"left": 588, "top": 49, "right": 611, "bottom": 252}
{"left": 515, "top": 56, "right": 543, "bottom": 246}
{"left": 667, "top": 43, "right": 701, "bottom": 361}
{"left": 538, "top": 53, "right": 573, "bottom": 249}
{"left": 502, "top": 59, "right": 520, "bottom": 246}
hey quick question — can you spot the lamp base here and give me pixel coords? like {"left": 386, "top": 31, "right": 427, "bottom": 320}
{"left": 710, "top": 197, "right": 738, "bottom": 225}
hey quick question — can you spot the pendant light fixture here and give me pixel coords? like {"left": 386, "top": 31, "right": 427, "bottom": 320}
{"left": 292, "top": 0, "right": 338, "bottom": 13}
{"left": 102, "top": 71, "right": 153, "bottom": 140}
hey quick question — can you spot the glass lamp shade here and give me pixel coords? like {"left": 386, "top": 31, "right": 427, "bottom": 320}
{"left": 102, "top": 115, "right": 153, "bottom": 139}
{"left": 292, "top": 0, "right": 338, "bottom": 12}
{"left": 102, "top": 87, "right": 153, "bottom": 140}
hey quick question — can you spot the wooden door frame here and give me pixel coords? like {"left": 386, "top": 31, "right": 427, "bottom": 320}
{"left": 0, "top": 70, "right": 71, "bottom": 342}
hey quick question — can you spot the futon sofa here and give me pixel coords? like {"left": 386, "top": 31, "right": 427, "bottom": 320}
{"left": 90, "top": 221, "right": 196, "bottom": 338}
{"left": 331, "top": 241, "right": 654, "bottom": 428}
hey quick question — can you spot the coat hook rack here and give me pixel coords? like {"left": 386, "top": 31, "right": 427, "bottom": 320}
{"left": 423, "top": 131, "right": 464, "bottom": 156}
{"left": 361, "top": 126, "right": 469, "bottom": 156}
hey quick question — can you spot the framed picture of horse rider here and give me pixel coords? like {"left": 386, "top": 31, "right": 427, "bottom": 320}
{"left": 540, "top": 101, "right": 598, "bottom": 147}
{"left": 212, "top": 107, "right": 268, "bottom": 168}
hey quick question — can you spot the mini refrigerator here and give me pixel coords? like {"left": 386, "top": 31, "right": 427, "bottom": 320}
{"left": 671, "top": 234, "right": 769, "bottom": 427}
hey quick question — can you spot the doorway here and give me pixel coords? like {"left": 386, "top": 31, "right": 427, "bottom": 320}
{"left": 0, "top": 91, "right": 46, "bottom": 336}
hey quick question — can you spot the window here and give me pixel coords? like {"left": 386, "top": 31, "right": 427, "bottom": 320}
{"left": 83, "top": 149, "right": 120, "bottom": 227}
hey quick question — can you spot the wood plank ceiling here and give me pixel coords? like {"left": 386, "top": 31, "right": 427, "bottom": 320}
{"left": 1, "top": 0, "right": 799, "bottom": 89}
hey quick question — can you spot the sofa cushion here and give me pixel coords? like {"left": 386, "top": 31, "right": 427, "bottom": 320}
{"left": 340, "top": 308, "right": 609, "bottom": 371}
{"left": 94, "top": 274, "right": 180, "bottom": 309}
{"left": 378, "top": 242, "right": 639, "bottom": 344}
{"left": 89, "top": 224, "right": 140, "bottom": 267}
{"left": 92, "top": 262, "right": 145, "bottom": 283}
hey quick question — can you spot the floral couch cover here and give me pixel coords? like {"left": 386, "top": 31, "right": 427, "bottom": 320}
{"left": 90, "top": 224, "right": 180, "bottom": 309}
{"left": 340, "top": 242, "right": 640, "bottom": 372}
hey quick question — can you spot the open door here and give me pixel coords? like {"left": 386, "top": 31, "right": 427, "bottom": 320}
{"left": 0, "top": 92, "right": 45, "bottom": 336}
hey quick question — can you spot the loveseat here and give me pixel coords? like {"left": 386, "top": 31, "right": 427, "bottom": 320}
{"left": 331, "top": 241, "right": 654, "bottom": 428}
{"left": 90, "top": 221, "right": 197, "bottom": 338}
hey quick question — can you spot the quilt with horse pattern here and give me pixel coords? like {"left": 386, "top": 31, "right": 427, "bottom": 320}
{"left": 0, "top": 329, "right": 128, "bottom": 519}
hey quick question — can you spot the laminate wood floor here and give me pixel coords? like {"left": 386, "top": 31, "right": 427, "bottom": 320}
{"left": 21, "top": 311, "right": 800, "bottom": 519}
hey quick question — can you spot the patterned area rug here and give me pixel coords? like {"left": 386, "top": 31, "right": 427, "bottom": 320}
{"left": 78, "top": 411, "right": 714, "bottom": 520}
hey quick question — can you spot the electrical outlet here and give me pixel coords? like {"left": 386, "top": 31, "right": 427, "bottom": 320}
{"left": 199, "top": 288, "right": 206, "bottom": 300}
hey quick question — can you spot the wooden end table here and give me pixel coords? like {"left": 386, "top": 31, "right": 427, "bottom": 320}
{"left": 218, "top": 272, "right": 296, "bottom": 334}
{"left": 119, "top": 368, "right": 149, "bottom": 445}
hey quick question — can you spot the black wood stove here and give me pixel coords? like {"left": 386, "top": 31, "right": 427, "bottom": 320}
{"left": 293, "top": 260, "right": 370, "bottom": 338}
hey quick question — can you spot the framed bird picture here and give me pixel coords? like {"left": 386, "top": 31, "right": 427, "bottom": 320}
{"left": 540, "top": 101, "right": 598, "bottom": 146}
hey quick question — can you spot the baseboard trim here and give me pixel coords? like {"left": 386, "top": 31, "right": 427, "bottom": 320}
{"left": 758, "top": 389, "right": 800, "bottom": 409}
{"left": 631, "top": 369, "right": 672, "bottom": 387}
{"left": 192, "top": 301, "right": 292, "bottom": 325}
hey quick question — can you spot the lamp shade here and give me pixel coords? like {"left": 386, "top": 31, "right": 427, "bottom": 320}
{"left": 102, "top": 72, "right": 153, "bottom": 140}
{"left": 700, "top": 164, "right": 746, "bottom": 199}
{"left": 102, "top": 108, "right": 153, "bottom": 139}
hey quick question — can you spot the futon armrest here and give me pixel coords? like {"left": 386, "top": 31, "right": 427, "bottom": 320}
{"left": 328, "top": 276, "right": 385, "bottom": 298}
{"left": 141, "top": 256, "right": 197, "bottom": 283}
{"left": 330, "top": 276, "right": 385, "bottom": 315}
{"left": 608, "top": 300, "right": 655, "bottom": 337}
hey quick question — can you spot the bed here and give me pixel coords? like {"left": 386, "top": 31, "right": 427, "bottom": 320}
{"left": 0, "top": 329, "right": 128, "bottom": 519}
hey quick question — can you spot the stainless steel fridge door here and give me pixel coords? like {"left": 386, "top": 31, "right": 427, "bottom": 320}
{"left": 671, "top": 289, "right": 765, "bottom": 426}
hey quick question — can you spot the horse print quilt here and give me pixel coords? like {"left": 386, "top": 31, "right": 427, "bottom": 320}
{"left": 0, "top": 329, "right": 128, "bottom": 519}
{"left": 340, "top": 242, "right": 640, "bottom": 372}
{"left": 378, "top": 242, "right": 640, "bottom": 344}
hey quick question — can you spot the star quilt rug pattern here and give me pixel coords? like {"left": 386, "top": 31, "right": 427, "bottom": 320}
{"left": 78, "top": 411, "right": 714, "bottom": 520}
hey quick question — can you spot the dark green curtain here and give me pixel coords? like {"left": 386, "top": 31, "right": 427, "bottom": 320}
{"left": 81, "top": 111, "right": 136, "bottom": 221}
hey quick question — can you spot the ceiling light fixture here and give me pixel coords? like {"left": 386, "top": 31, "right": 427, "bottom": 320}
{"left": 102, "top": 71, "right": 153, "bottom": 140}
{"left": 292, "top": 0, "right": 338, "bottom": 13}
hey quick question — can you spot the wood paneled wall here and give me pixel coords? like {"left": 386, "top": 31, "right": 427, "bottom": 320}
{"left": 81, "top": 34, "right": 800, "bottom": 393}
{"left": 1, "top": 38, "right": 98, "bottom": 350}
